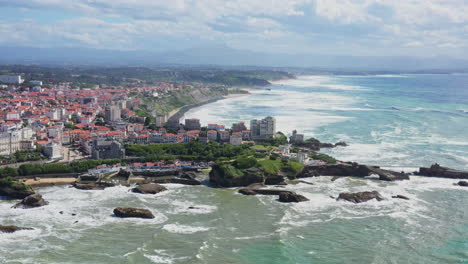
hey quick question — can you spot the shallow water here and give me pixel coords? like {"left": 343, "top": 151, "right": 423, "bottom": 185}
{"left": 1, "top": 74, "right": 468, "bottom": 263}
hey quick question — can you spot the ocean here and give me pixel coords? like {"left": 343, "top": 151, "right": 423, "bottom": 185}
{"left": 1, "top": 74, "right": 467, "bottom": 263}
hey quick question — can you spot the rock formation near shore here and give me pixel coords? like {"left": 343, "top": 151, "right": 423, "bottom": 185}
{"left": 293, "top": 137, "right": 348, "bottom": 151}
{"left": 0, "top": 182, "right": 35, "bottom": 199}
{"left": 72, "top": 182, "right": 116, "bottom": 190}
{"left": 456, "top": 181, "right": 468, "bottom": 187}
{"left": 337, "top": 191, "right": 384, "bottom": 203}
{"left": 417, "top": 164, "right": 468, "bottom": 179}
{"left": 113, "top": 207, "right": 155, "bottom": 219}
{"left": 13, "top": 194, "right": 48, "bottom": 209}
{"left": 132, "top": 184, "right": 167, "bottom": 194}
{"left": 392, "top": 195, "right": 410, "bottom": 200}
{"left": 279, "top": 192, "right": 309, "bottom": 203}
{"left": 297, "top": 163, "right": 409, "bottom": 181}
{"left": 0, "top": 225, "right": 33, "bottom": 233}
{"left": 238, "top": 185, "right": 309, "bottom": 203}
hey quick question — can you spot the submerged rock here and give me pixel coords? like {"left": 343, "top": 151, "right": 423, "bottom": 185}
{"left": 13, "top": 194, "right": 48, "bottom": 209}
{"left": 392, "top": 195, "right": 410, "bottom": 200}
{"left": 0, "top": 225, "right": 33, "bottom": 233}
{"left": 337, "top": 191, "right": 384, "bottom": 203}
{"left": 132, "top": 184, "right": 167, "bottom": 194}
{"left": 279, "top": 192, "right": 309, "bottom": 203}
{"left": 113, "top": 207, "right": 155, "bottom": 219}
{"left": 417, "top": 164, "right": 468, "bottom": 179}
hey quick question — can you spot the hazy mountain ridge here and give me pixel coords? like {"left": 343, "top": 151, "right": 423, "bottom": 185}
{"left": 1, "top": 45, "right": 467, "bottom": 72}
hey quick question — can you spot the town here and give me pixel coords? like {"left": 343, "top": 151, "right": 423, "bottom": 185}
{"left": 0, "top": 73, "right": 312, "bottom": 171}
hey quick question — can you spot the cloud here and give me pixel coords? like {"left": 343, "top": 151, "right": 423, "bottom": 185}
{"left": 0, "top": 0, "right": 466, "bottom": 58}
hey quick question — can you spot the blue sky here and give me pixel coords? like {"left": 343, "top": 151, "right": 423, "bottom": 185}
{"left": 0, "top": 0, "right": 467, "bottom": 58}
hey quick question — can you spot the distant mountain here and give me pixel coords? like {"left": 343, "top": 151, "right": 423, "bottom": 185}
{"left": 0, "top": 45, "right": 467, "bottom": 71}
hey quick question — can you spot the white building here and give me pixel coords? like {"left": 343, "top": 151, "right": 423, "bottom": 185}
{"left": 44, "top": 141, "right": 63, "bottom": 160}
{"left": 0, "top": 131, "right": 20, "bottom": 155}
{"left": 0, "top": 75, "right": 23, "bottom": 84}
{"left": 155, "top": 114, "right": 167, "bottom": 127}
{"left": 250, "top": 116, "right": 276, "bottom": 140}
{"left": 30, "top": 80, "right": 43, "bottom": 86}
{"left": 106, "top": 105, "right": 121, "bottom": 122}
{"left": 230, "top": 132, "right": 242, "bottom": 146}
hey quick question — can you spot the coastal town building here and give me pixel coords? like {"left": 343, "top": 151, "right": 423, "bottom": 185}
{"left": 155, "top": 114, "right": 167, "bottom": 127}
{"left": 44, "top": 141, "right": 63, "bottom": 160}
{"left": 91, "top": 139, "right": 125, "bottom": 160}
{"left": 230, "top": 132, "right": 242, "bottom": 146}
{"left": 105, "top": 105, "right": 121, "bottom": 122}
{"left": 289, "top": 130, "right": 304, "bottom": 144}
{"left": 0, "top": 75, "right": 23, "bottom": 84}
{"left": 231, "top": 122, "right": 247, "bottom": 132}
{"left": 185, "top": 118, "right": 201, "bottom": 131}
{"left": 250, "top": 116, "right": 276, "bottom": 140}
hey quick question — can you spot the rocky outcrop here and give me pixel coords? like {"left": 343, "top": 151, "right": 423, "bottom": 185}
{"left": 456, "top": 181, "right": 468, "bottom": 187}
{"left": 209, "top": 167, "right": 264, "bottom": 187}
{"left": 151, "top": 177, "right": 201, "bottom": 186}
{"left": 0, "top": 182, "right": 35, "bottom": 199}
{"left": 132, "top": 184, "right": 167, "bottom": 194}
{"left": 13, "top": 194, "right": 48, "bottom": 209}
{"left": 279, "top": 192, "right": 309, "bottom": 203}
{"left": 113, "top": 207, "right": 155, "bottom": 219}
{"left": 337, "top": 191, "right": 384, "bottom": 203}
{"left": 0, "top": 225, "right": 33, "bottom": 233}
{"left": 294, "top": 138, "right": 347, "bottom": 151}
{"left": 264, "top": 175, "right": 286, "bottom": 185}
{"left": 72, "top": 182, "right": 115, "bottom": 190}
{"left": 297, "top": 163, "right": 409, "bottom": 181}
{"left": 417, "top": 164, "right": 468, "bottom": 179}
{"left": 392, "top": 195, "right": 410, "bottom": 200}
{"left": 238, "top": 185, "right": 308, "bottom": 203}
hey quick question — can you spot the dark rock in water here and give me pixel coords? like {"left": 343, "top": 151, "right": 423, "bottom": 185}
{"left": 392, "top": 195, "right": 410, "bottom": 200}
{"left": 71, "top": 213, "right": 76, "bottom": 216}
{"left": 456, "top": 181, "right": 468, "bottom": 187}
{"left": 298, "top": 163, "right": 409, "bottom": 181}
{"left": 151, "top": 177, "right": 201, "bottom": 186}
{"left": 264, "top": 176, "right": 286, "bottom": 185}
{"left": 13, "top": 194, "right": 48, "bottom": 209}
{"left": 0, "top": 225, "right": 33, "bottom": 233}
{"left": 72, "top": 182, "right": 115, "bottom": 190}
{"left": 180, "top": 171, "right": 198, "bottom": 180}
{"left": 337, "top": 191, "right": 384, "bottom": 203}
{"left": 289, "top": 180, "right": 314, "bottom": 185}
{"left": 238, "top": 188, "right": 258, "bottom": 195}
{"left": 417, "top": 164, "right": 468, "bottom": 179}
{"left": 334, "top": 141, "right": 348, "bottom": 147}
{"left": 294, "top": 137, "right": 347, "bottom": 151}
{"left": 59, "top": 211, "right": 64, "bottom": 214}
{"left": 113, "top": 207, "right": 155, "bottom": 219}
{"left": 279, "top": 192, "right": 309, "bottom": 203}
{"left": 132, "top": 184, "right": 167, "bottom": 194}
{"left": 331, "top": 176, "right": 344, "bottom": 182}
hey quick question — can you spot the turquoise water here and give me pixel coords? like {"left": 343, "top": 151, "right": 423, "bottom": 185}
{"left": 0, "top": 74, "right": 467, "bottom": 263}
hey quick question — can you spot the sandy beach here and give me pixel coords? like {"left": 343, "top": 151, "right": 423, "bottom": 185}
{"left": 24, "top": 178, "right": 77, "bottom": 187}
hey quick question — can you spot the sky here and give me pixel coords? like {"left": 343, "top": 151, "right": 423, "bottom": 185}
{"left": 0, "top": 0, "right": 467, "bottom": 58}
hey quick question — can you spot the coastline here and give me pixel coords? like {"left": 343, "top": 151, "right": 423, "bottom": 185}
{"left": 167, "top": 90, "right": 255, "bottom": 126}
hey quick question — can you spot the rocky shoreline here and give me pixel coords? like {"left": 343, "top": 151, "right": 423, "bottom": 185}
{"left": 1, "top": 160, "right": 467, "bottom": 226}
